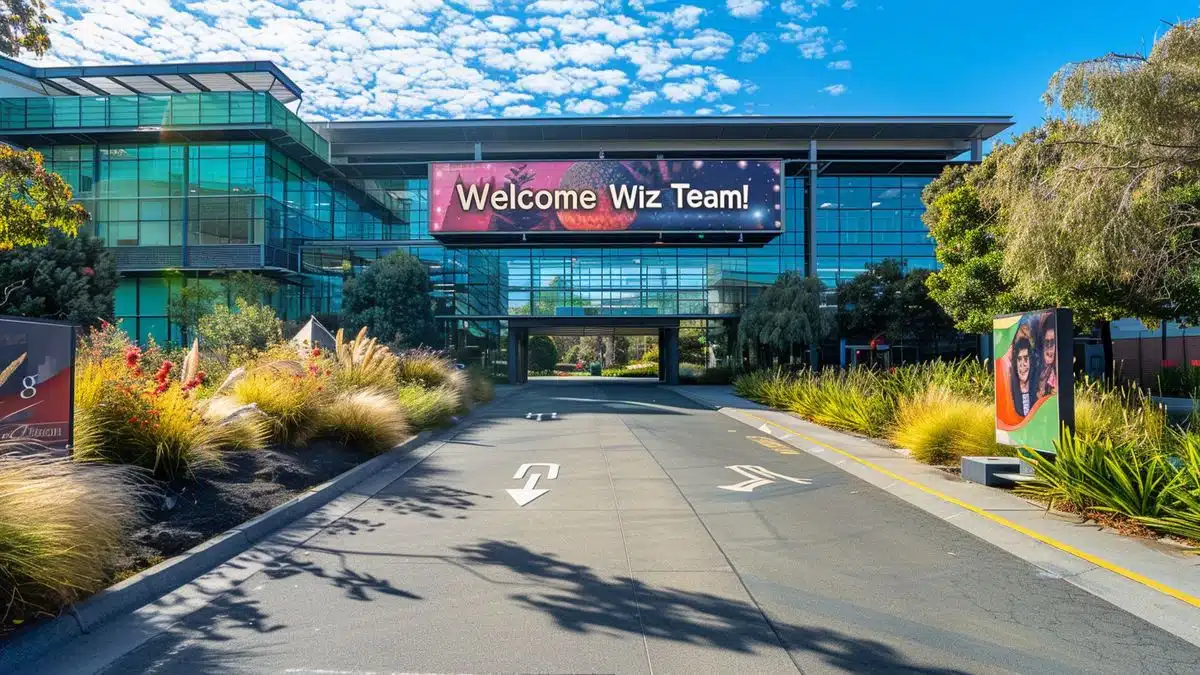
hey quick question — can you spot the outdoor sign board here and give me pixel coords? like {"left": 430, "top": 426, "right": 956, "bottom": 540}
{"left": 0, "top": 317, "right": 76, "bottom": 451}
{"left": 429, "top": 159, "right": 783, "bottom": 236}
{"left": 994, "top": 308, "right": 1074, "bottom": 454}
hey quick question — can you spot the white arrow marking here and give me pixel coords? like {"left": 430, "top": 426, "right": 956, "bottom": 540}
{"left": 718, "top": 465, "right": 811, "bottom": 493}
{"left": 514, "top": 463, "right": 560, "bottom": 480}
{"left": 507, "top": 473, "right": 550, "bottom": 506}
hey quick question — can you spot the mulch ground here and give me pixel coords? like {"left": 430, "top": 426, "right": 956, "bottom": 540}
{"left": 115, "top": 441, "right": 367, "bottom": 576}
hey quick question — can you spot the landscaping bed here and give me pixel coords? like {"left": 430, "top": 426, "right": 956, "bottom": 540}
{"left": 734, "top": 362, "right": 1200, "bottom": 548}
{"left": 1, "top": 322, "right": 493, "bottom": 640}
{"left": 115, "top": 440, "right": 369, "bottom": 577}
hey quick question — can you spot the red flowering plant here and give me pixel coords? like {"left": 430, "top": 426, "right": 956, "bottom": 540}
{"left": 73, "top": 331, "right": 223, "bottom": 480}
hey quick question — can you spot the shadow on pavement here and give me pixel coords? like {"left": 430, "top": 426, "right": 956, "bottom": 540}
{"left": 453, "top": 539, "right": 970, "bottom": 674}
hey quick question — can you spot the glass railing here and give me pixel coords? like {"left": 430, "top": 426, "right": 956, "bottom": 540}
{"left": 0, "top": 92, "right": 329, "bottom": 160}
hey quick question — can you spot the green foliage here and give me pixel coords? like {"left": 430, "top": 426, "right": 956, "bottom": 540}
{"left": 890, "top": 386, "right": 1005, "bottom": 464}
{"left": 528, "top": 335, "right": 559, "bottom": 373}
{"left": 0, "top": 455, "right": 144, "bottom": 626}
{"left": 166, "top": 279, "right": 219, "bottom": 340}
{"left": 1157, "top": 365, "right": 1200, "bottom": 398}
{"left": 342, "top": 251, "right": 438, "bottom": 348}
{"left": 467, "top": 364, "right": 495, "bottom": 402}
{"left": 0, "top": 0, "right": 53, "bottom": 57}
{"left": 739, "top": 272, "right": 830, "bottom": 357}
{"left": 229, "top": 363, "right": 329, "bottom": 446}
{"left": 837, "top": 259, "right": 954, "bottom": 343}
{"left": 196, "top": 299, "right": 283, "bottom": 366}
{"left": 601, "top": 363, "right": 657, "bottom": 377}
{"left": 0, "top": 146, "right": 85, "bottom": 249}
{"left": 396, "top": 384, "right": 460, "bottom": 429}
{"left": 0, "top": 229, "right": 117, "bottom": 327}
{"left": 221, "top": 271, "right": 278, "bottom": 304}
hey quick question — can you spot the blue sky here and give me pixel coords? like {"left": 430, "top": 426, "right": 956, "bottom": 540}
{"left": 39, "top": 0, "right": 1200, "bottom": 145}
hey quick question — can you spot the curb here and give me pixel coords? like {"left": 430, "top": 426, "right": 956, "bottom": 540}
{"left": 0, "top": 427, "right": 440, "bottom": 671}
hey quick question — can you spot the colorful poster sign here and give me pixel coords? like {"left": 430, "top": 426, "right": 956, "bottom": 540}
{"left": 429, "top": 159, "right": 783, "bottom": 234}
{"left": 994, "top": 308, "right": 1074, "bottom": 454}
{"left": 0, "top": 317, "right": 76, "bottom": 450}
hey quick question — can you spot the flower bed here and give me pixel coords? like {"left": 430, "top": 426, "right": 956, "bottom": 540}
{"left": 734, "top": 362, "right": 1200, "bottom": 546}
{"left": 0, "top": 324, "right": 493, "bottom": 638}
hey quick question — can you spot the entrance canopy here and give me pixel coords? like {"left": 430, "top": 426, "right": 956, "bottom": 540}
{"left": 507, "top": 317, "right": 681, "bottom": 385}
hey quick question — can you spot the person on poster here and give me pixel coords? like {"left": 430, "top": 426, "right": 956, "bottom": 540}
{"left": 1010, "top": 323, "right": 1037, "bottom": 418}
{"left": 1036, "top": 313, "right": 1058, "bottom": 399}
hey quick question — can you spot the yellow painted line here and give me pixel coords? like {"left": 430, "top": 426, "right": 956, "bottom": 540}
{"left": 737, "top": 409, "right": 1200, "bottom": 610}
{"left": 747, "top": 435, "right": 800, "bottom": 454}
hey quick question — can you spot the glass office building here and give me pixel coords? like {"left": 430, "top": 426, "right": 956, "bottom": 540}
{"left": 0, "top": 56, "right": 1011, "bottom": 381}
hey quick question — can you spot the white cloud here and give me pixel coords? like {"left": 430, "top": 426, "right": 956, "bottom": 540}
{"left": 527, "top": 0, "right": 599, "bottom": 16}
{"left": 780, "top": 0, "right": 814, "bottom": 19}
{"left": 39, "top": 0, "right": 756, "bottom": 120}
{"left": 694, "top": 107, "right": 714, "bottom": 115}
{"left": 779, "top": 23, "right": 829, "bottom": 59}
{"left": 725, "top": 0, "right": 765, "bottom": 19}
{"left": 673, "top": 28, "right": 733, "bottom": 60}
{"left": 738, "top": 32, "right": 768, "bottom": 62}
{"left": 655, "top": 5, "right": 705, "bottom": 29}
{"left": 827, "top": 59, "right": 851, "bottom": 70}
{"left": 502, "top": 104, "right": 541, "bottom": 116}
{"left": 842, "top": 0, "right": 858, "bottom": 8}
{"left": 821, "top": 83, "right": 847, "bottom": 96}
{"left": 717, "top": 103, "right": 735, "bottom": 113}
{"left": 623, "top": 90, "right": 658, "bottom": 110}
{"left": 662, "top": 78, "right": 706, "bottom": 103}
{"left": 567, "top": 98, "right": 608, "bottom": 114}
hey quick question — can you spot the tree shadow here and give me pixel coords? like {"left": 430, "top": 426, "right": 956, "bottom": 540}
{"left": 453, "top": 540, "right": 971, "bottom": 674}
{"left": 367, "top": 462, "right": 492, "bottom": 521}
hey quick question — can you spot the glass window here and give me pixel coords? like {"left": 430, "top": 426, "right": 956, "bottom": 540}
{"left": 115, "top": 279, "right": 137, "bottom": 316}
{"left": 140, "top": 221, "right": 170, "bottom": 246}
{"left": 139, "top": 96, "right": 170, "bottom": 126}
{"left": 839, "top": 177, "right": 870, "bottom": 209}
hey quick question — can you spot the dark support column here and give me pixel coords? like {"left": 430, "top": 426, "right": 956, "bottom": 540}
{"left": 664, "top": 327, "right": 680, "bottom": 385}
{"left": 507, "top": 326, "right": 519, "bottom": 385}
{"left": 657, "top": 328, "right": 667, "bottom": 383}
{"left": 518, "top": 329, "right": 529, "bottom": 384}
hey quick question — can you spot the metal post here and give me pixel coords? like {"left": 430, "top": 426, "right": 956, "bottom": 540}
{"left": 806, "top": 140, "right": 818, "bottom": 278}
{"left": 474, "top": 142, "right": 482, "bottom": 161}
{"left": 970, "top": 138, "right": 983, "bottom": 162}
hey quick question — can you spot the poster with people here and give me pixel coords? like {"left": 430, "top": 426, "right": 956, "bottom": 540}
{"left": 994, "top": 308, "right": 1074, "bottom": 454}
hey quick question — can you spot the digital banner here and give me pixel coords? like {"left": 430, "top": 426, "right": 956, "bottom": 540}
{"left": 0, "top": 317, "right": 76, "bottom": 451}
{"left": 994, "top": 308, "right": 1074, "bottom": 454}
{"left": 430, "top": 159, "right": 783, "bottom": 234}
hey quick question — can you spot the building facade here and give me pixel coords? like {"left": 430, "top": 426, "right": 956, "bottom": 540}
{"left": 0, "top": 56, "right": 1011, "bottom": 381}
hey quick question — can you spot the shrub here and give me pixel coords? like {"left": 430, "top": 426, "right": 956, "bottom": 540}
{"left": 0, "top": 454, "right": 145, "bottom": 623}
{"left": 602, "top": 363, "right": 658, "bottom": 377}
{"left": 229, "top": 362, "right": 328, "bottom": 446}
{"left": 396, "top": 384, "right": 460, "bottom": 430}
{"left": 331, "top": 327, "right": 398, "bottom": 393}
{"left": 395, "top": 348, "right": 467, "bottom": 408}
{"left": 73, "top": 351, "right": 224, "bottom": 479}
{"left": 197, "top": 298, "right": 283, "bottom": 367}
{"left": 341, "top": 251, "right": 438, "bottom": 348}
{"left": 528, "top": 335, "right": 558, "bottom": 373}
{"left": 890, "top": 386, "right": 1005, "bottom": 464}
{"left": 317, "top": 390, "right": 410, "bottom": 454}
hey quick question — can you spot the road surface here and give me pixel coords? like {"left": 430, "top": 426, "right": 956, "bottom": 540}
{"left": 96, "top": 380, "right": 1200, "bottom": 674}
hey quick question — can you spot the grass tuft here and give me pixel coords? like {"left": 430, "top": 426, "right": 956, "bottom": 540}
{"left": 317, "top": 390, "right": 411, "bottom": 454}
{"left": 0, "top": 454, "right": 146, "bottom": 624}
{"left": 890, "top": 386, "right": 1005, "bottom": 464}
{"left": 396, "top": 384, "right": 460, "bottom": 430}
{"left": 229, "top": 364, "right": 328, "bottom": 446}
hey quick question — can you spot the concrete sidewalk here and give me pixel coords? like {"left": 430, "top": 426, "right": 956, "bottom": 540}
{"left": 669, "top": 385, "right": 1200, "bottom": 649}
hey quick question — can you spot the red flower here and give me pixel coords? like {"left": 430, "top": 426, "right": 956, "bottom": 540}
{"left": 155, "top": 361, "right": 174, "bottom": 384}
{"left": 124, "top": 346, "right": 142, "bottom": 369}
{"left": 311, "top": 347, "right": 321, "bottom": 357}
{"left": 128, "top": 417, "right": 138, "bottom": 424}
{"left": 81, "top": 266, "right": 94, "bottom": 277}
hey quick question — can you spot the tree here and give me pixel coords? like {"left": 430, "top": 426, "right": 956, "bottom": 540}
{"left": 197, "top": 298, "right": 283, "bottom": 366}
{"left": 0, "top": 229, "right": 117, "bottom": 327}
{"left": 837, "top": 259, "right": 955, "bottom": 344}
{"left": 342, "top": 251, "right": 438, "bottom": 348}
{"left": 0, "top": 146, "right": 87, "bottom": 249}
{"left": 222, "top": 271, "right": 278, "bottom": 304}
{"left": 738, "top": 272, "right": 831, "bottom": 363}
{"left": 166, "top": 278, "right": 218, "bottom": 344}
{"left": 0, "top": 0, "right": 52, "bottom": 58}
{"left": 922, "top": 155, "right": 1039, "bottom": 334}
{"left": 528, "top": 335, "right": 558, "bottom": 373}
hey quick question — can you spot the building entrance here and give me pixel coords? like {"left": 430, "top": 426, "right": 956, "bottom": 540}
{"left": 507, "top": 317, "right": 681, "bottom": 385}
